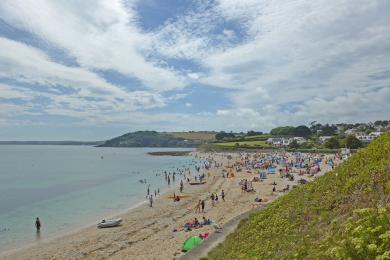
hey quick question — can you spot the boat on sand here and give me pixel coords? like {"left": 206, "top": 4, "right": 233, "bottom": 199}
{"left": 97, "top": 218, "right": 122, "bottom": 228}
{"left": 189, "top": 181, "right": 207, "bottom": 185}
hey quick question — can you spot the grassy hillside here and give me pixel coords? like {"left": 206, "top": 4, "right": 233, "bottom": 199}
{"left": 205, "top": 132, "right": 390, "bottom": 259}
{"left": 166, "top": 131, "right": 216, "bottom": 141}
{"left": 99, "top": 131, "right": 202, "bottom": 147}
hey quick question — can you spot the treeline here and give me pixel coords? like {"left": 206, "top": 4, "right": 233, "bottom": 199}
{"left": 215, "top": 130, "right": 263, "bottom": 140}
{"left": 270, "top": 125, "right": 312, "bottom": 137}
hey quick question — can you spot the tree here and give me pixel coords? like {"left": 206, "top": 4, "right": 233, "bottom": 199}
{"left": 320, "top": 124, "right": 337, "bottom": 136}
{"left": 324, "top": 137, "right": 340, "bottom": 149}
{"left": 247, "top": 130, "right": 263, "bottom": 136}
{"left": 270, "top": 126, "right": 295, "bottom": 136}
{"left": 289, "top": 140, "right": 299, "bottom": 149}
{"left": 345, "top": 135, "right": 362, "bottom": 149}
{"left": 215, "top": 131, "right": 235, "bottom": 140}
{"left": 215, "top": 131, "right": 226, "bottom": 140}
{"left": 293, "top": 125, "right": 312, "bottom": 138}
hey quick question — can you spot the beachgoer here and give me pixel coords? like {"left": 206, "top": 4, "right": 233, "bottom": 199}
{"left": 211, "top": 193, "right": 215, "bottom": 207}
{"left": 221, "top": 190, "right": 225, "bottom": 201}
{"left": 149, "top": 195, "right": 153, "bottom": 207}
{"left": 201, "top": 200, "right": 205, "bottom": 213}
{"left": 35, "top": 217, "right": 41, "bottom": 232}
{"left": 194, "top": 218, "right": 200, "bottom": 228}
{"left": 195, "top": 200, "right": 201, "bottom": 213}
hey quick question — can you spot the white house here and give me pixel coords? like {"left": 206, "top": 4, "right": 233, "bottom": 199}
{"left": 292, "top": 137, "right": 306, "bottom": 144}
{"left": 267, "top": 138, "right": 283, "bottom": 146}
{"left": 344, "top": 129, "right": 356, "bottom": 135}
{"left": 370, "top": 132, "right": 382, "bottom": 138}
{"left": 355, "top": 132, "right": 382, "bottom": 143}
{"left": 267, "top": 137, "right": 305, "bottom": 147}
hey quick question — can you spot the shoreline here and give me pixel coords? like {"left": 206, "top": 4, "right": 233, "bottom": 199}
{"left": 147, "top": 151, "right": 192, "bottom": 156}
{"left": 0, "top": 152, "right": 199, "bottom": 256}
{"left": 2, "top": 151, "right": 340, "bottom": 260}
{"left": 0, "top": 164, "right": 193, "bottom": 257}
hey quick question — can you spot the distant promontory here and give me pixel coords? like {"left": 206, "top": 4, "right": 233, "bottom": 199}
{"left": 98, "top": 131, "right": 215, "bottom": 148}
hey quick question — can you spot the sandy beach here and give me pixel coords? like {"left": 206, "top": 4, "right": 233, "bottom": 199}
{"left": 1, "top": 151, "right": 340, "bottom": 260}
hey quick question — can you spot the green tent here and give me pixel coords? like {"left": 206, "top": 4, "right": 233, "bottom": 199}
{"left": 182, "top": 236, "right": 203, "bottom": 252}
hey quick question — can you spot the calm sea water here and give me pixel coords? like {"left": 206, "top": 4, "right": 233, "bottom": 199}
{"left": 0, "top": 145, "right": 196, "bottom": 252}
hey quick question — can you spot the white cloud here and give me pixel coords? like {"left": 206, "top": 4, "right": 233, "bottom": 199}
{"left": 0, "top": 38, "right": 167, "bottom": 123}
{"left": 185, "top": 102, "right": 192, "bottom": 107}
{"left": 0, "top": 0, "right": 186, "bottom": 91}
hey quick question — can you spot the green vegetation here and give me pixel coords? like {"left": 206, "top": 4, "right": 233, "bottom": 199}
{"left": 213, "top": 141, "right": 269, "bottom": 148}
{"left": 323, "top": 135, "right": 363, "bottom": 149}
{"left": 205, "top": 132, "right": 390, "bottom": 259}
{"left": 99, "top": 131, "right": 201, "bottom": 147}
{"left": 270, "top": 126, "right": 295, "bottom": 136}
{"left": 166, "top": 131, "right": 216, "bottom": 141}
{"left": 270, "top": 125, "right": 311, "bottom": 137}
{"left": 324, "top": 136, "right": 340, "bottom": 149}
{"left": 345, "top": 134, "right": 362, "bottom": 149}
{"left": 215, "top": 131, "right": 236, "bottom": 140}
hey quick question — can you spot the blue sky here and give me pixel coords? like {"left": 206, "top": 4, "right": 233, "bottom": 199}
{"left": 0, "top": 0, "right": 389, "bottom": 140}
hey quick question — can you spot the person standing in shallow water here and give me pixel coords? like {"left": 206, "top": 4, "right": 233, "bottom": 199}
{"left": 35, "top": 217, "right": 41, "bottom": 232}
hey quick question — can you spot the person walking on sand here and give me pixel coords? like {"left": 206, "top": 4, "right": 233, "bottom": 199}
{"left": 195, "top": 200, "right": 201, "bottom": 213}
{"left": 221, "top": 190, "right": 225, "bottom": 201}
{"left": 149, "top": 195, "right": 153, "bottom": 207}
{"left": 211, "top": 193, "right": 215, "bottom": 207}
{"left": 201, "top": 200, "right": 205, "bottom": 213}
{"left": 35, "top": 217, "right": 41, "bottom": 232}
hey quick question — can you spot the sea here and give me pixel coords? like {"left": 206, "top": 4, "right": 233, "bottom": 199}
{"left": 0, "top": 145, "right": 197, "bottom": 253}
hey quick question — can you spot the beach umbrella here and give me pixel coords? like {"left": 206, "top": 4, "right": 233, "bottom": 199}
{"left": 182, "top": 236, "right": 203, "bottom": 252}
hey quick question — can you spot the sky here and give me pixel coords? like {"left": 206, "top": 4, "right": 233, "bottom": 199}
{"left": 0, "top": 0, "right": 389, "bottom": 140}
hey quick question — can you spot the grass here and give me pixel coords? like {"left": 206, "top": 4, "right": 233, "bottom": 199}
{"left": 242, "top": 134, "right": 271, "bottom": 141}
{"left": 166, "top": 132, "right": 216, "bottom": 141}
{"left": 204, "top": 132, "right": 390, "bottom": 260}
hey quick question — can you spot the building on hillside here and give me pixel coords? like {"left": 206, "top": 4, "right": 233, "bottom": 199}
{"left": 370, "top": 132, "right": 382, "bottom": 138}
{"left": 267, "top": 137, "right": 306, "bottom": 147}
{"left": 344, "top": 129, "right": 356, "bottom": 135}
{"left": 292, "top": 137, "right": 306, "bottom": 144}
{"left": 267, "top": 138, "right": 283, "bottom": 147}
{"left": 318, "top": 136, "right": 333, "bottom": 143}
{"left": 355, "top": 132, "right": 383, "bottom": 143}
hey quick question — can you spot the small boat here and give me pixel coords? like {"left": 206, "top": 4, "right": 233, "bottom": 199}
{"left": 189, "top": 181, "right": 207, "bottom": 185}
{"left": 97, "top": 218, "right": 122, "bottom": 228}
